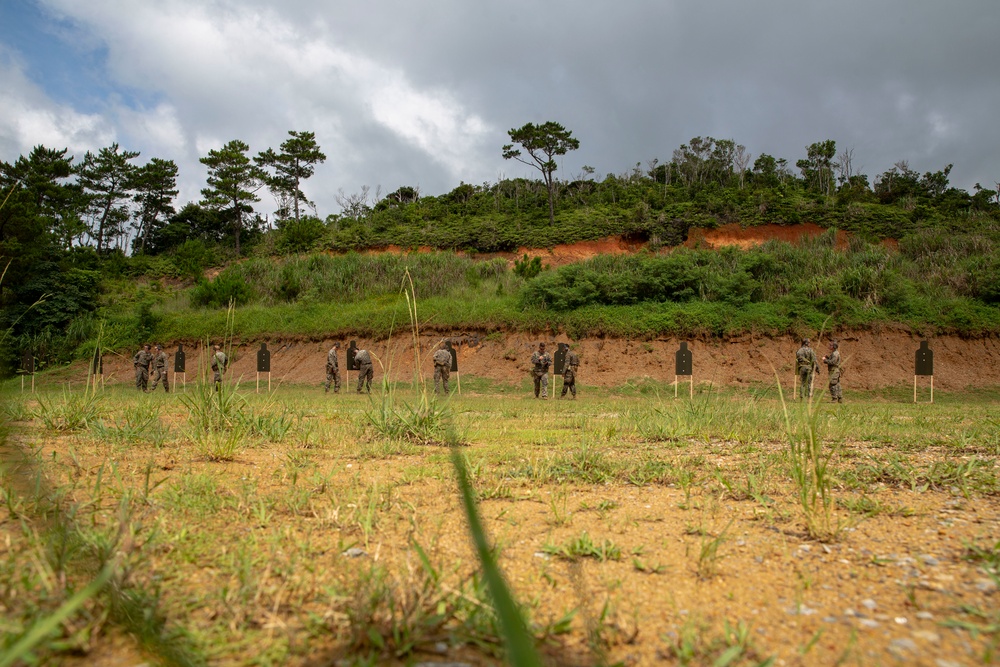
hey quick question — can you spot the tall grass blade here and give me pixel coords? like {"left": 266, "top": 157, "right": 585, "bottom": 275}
{"left": 450, "top": 448, "right": 542, "bottom": 667}
{"left": 0, "top": 565, "right": 113, "bottom": 667}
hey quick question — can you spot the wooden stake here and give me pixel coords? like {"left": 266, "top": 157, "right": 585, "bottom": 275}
{"left": 914, "top": 375, "right": 935, "bottom": 404}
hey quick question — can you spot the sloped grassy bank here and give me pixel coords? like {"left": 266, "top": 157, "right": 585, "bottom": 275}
{"left": 91, "top": 230, "right": 1000, "bottom": 354}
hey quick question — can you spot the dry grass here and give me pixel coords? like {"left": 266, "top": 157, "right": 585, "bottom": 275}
{"left": 2, "top": 382, "right": 999, "bottom": 665}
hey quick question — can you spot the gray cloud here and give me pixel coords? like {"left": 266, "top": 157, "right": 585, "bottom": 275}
{"left": 1, "top": 0, "right": 997, "bottom": 219}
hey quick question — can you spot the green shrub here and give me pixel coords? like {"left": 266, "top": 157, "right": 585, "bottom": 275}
{"left": 275, "top": 216, "right": 326, "bottom": 254}
{"left": 190, "top": 272, "right": 253, "bottom": 308}
{"left": 513, "top": 254, "right": 543, "bottom": 279}
{"left": 172, "top": 239, "right": 214, "bottom": 279}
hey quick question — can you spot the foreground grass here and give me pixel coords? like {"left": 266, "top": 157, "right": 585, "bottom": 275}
{"left": 2, "top": 381, "right": 999, "bottom": 665}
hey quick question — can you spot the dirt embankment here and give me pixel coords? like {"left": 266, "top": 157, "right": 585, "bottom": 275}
{"left": 85, "top": 331, "right": 999, "bottom": 392}
{"left": 378, "top": 223, "right": 864, "bottom": 269}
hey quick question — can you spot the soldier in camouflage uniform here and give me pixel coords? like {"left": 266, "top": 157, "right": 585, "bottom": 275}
{"left": 433, "top": 341, "right": 453, "bottom": 395}
{"left": 149, "top": 344, "right": 170, "bottom": 393}
{"left": 355, "top": 348, "right": 373, "bottom": 394}
{"left": 531, "top": 342, "right": 552, "bottom": 399}
{"left": 795, "top": 338, "right": 819, "bottom": 400}
{"left": 560, "top": 345, "right": 580, "bottom": 399}
{"left": 324, "top": 343, "right": 341, "bottom": 393}
{"left": 133, "top": 344, "right": 152, "bottom": 392}
{"left": 822, "top": 341, "right": 843, "bottom": 403}
{"left": 211, "top": 344, "right": 228, "bottom": 391}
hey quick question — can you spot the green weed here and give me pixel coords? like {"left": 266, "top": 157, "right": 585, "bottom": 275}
{"left": 542, "top": 532, "right": 623, "bottom": 562}
{"left": 33, "top": 386, "right": 103, "bottom": 431}
{"left": 778, "top": 384, "right": 841, "bottom": 541}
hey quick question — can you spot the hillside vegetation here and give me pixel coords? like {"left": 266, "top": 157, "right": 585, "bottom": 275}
{"left": 2, "top": 134, "right": 999, "bottom": 371}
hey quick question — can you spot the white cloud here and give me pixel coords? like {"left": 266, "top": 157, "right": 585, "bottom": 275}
{"left": 0, "top": 49, "right": 114, "bottom": 160}
{"left": 116, "top": 102, "right": 186, "bottom": 157}
{"left": 38, "top": 0, "right": 494, "bottom": 191}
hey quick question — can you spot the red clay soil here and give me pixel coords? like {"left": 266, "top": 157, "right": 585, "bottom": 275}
{"left": 686, "top": 222, "right": 852, "bottom": 250}
{"left": 86, "top": 331, "right": 1000, "bottom": 393}
{"left": 377, "top": 236, "right": 644, "bottom": 269}
{"left": 374, "top": 225, "right": 873, "bottom": 270}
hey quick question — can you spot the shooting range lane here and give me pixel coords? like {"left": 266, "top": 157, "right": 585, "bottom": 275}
{"left": 49, "top": 330, "right": 1000, "bottom": 391}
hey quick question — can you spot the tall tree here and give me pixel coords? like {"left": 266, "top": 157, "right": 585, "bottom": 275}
{"left": 796, "top": 140, "right": 837, "bottom": 196}
{"left": 502, "top": 121, "right": 580, "bottom": 225}
{"left": 200, "top": 140, "right": 265, "bottom": 255}
{"left": 255, "top": 130, "right": 326, "bottom": 223}
{"left": 131, "top": 157, "right": 178, "bottom": 254}
{"left": 0, "top": 147, "right": 98, "bottom": 368}
{"left": 76, "top": 143, "right": 140, "bottom": 252}
{"left": 1, "top": 146, "right": 84, "bottom": 252}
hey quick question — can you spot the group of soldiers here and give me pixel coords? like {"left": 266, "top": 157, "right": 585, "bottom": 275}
{"left": 325, "top": 340, "right": 582, "bottom": 399}
{"left": 530, "top": 342, "right": 580, "bottom": 399}
{"left": 795, "top": 338, "right": 844, "bottom": 403}
{"left": 322, "top": 343, "right": 373, "bottom": 395}
{"left": 132, "top": 344, "right": 170, "bottom": 392}
{"left": 132, "top": 338, "right": 841, "bottom": 401}
{"left": 323, "top": 343, "right": 440, "bottom": 395}
{"left": 132, "top": 343, "right": 228, "bottom": 392}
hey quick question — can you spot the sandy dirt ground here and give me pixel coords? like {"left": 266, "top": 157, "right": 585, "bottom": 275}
{"left": 80, "top": 330, "right": 999, "bottom": 395}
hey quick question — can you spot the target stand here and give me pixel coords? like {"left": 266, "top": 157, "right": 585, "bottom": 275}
{"left": 446, "top": 339, "right": 460, "bottom": 395}
{"left": 20, "top": 351, "right": 35, "bottom": 393}
{"left": 675, "top": 342, "right": 694, "bottom": 399}
{"left": 174, "top": 344, "right": 187, "bottom": 392}
{"left": 346, "top": 340, "right": 358, "bottom": 388}
{"left": 257, "top": 343, "right": 271, "bottom": 393}
{"left": 914, "top": 340, "right": 934, "bottom": 404}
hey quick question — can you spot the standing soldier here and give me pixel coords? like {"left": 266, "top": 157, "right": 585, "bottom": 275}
{"left": 211, "top": 344, "right": 228, "bottom": 391}
{"left": 560, "top": 345, "right": 580, "bottom": 399}
{"left": 531, "top": 342, "right": 552, "bottom": 399}
{"left": 822, "top": 341, "right": 843, "bottom": 403}
{"left": 149, "top": 344, "right": 170, "bottom": 393}
{"left": 324, "top": 343, "right": 341, "bottom": 394}
{"left": 795, "top": 338, "right": 819, "bottom": 400}
{"left": 355, "top": 348, "right": 373, "bottom": 394}
{"left": 133, "top": 344, "right": 152, "bottom": 392}
{"left": 433, "top": 341, "right": 453, "bottom": 395}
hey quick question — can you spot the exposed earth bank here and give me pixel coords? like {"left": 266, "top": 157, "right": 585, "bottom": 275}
{"left": 78, "top": 330, "right": 1000, "bottom": 393}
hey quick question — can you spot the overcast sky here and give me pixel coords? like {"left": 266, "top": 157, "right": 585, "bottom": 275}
{"left": 1, "top": 0, "right": 998, "bottom": 219}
